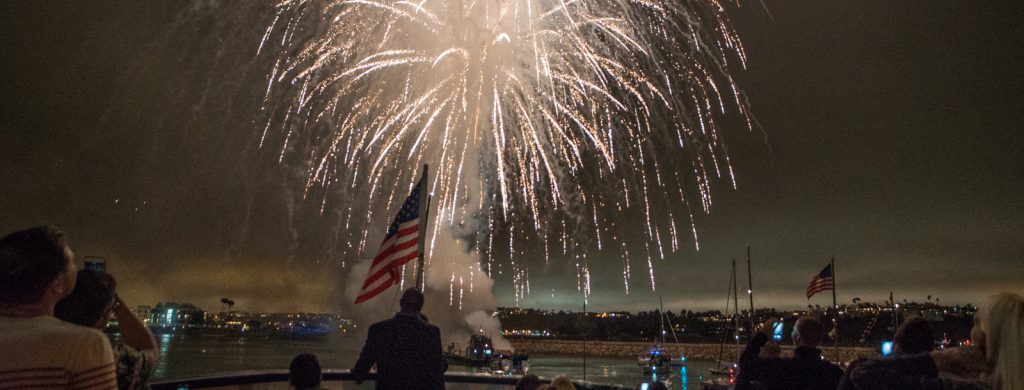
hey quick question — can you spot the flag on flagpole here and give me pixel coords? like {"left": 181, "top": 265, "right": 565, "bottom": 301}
{"left": 806, "top": 263, "right": 834, "bottom": 299}
{"left": 355, "top": 180, "right": 423, "bottom": 304}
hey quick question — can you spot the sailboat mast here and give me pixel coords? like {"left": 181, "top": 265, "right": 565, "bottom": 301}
{"left": 659, "top": 295, "right": 666, "bottom": 343}
{"left": 716, "top": 261, "right": 735, "bottom": 372}
{"left": 732, "top": 260, "right": 739, "bottom": 346}
{"left": 582, "top": 297, "right": 587, "bottom": 381}
{"left": 747, "top": 245, "right": 754, "bottom": 338}
{"left": 662, "top": 295, "right": 681, "bottom": 344}
{"left": 415, "top": 165, "right": 430, "bottom": 292}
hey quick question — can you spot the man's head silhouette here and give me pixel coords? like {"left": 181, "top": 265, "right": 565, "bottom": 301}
{"left": 399, "top": 288, "right": 424, "bottom": 313}
{"left": 792, "top": 317, "right": 827, "bottom": 348}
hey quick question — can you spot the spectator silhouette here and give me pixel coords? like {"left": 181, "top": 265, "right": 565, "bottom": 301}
{"left": 290, "top": 353, "right": 322, "bottom": 390}
{"left": 549, "top": 375, "right": 575, "bottom": 390}
{"left": 894, "top": 316, "right": 936, "bottom": 356}
{"left": 515, "top": 374, "right": 543, "bottom": 390}
{"left": 352, "top": 288, "right": 447, "bottom": 389}
{"left": 0, "top": 226, "right": 116, "bottom": 389}
{"left": 646, "top": 381, "right": 669, "bottom": 390}
{"left": 848, "top": 292, "right": 1024, "bottom": 390}
{"left": 55, "top": 270, "right": 158, "bottom": 390}
{"left": 737, "top": 317, "right": 842, "bottom": 390}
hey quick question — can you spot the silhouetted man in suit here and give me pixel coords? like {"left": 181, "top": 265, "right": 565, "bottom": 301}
{"left": 352, "top": 288, "right": 447, "bottom": 389}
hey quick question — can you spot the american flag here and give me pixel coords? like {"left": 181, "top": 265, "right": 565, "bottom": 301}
{"left": 355, "top": 180, "right": 423, "bottom": 304}
{"left": 806, "top": 263, "right": 834, "bottom": 299}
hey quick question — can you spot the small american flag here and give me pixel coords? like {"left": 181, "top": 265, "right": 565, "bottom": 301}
{"left": 806, "top": 263, "right": 834, "bottom": 299}
{"left": 355, "top": 180, "right": 423, "bottom": 304}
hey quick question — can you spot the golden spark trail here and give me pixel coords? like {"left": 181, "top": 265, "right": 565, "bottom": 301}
{"left": 259, "top": 0, "right": 751, "bottom": 299}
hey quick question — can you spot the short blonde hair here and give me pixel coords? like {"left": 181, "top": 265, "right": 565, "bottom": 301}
{"left": 981, "top": 292, "right": 1024, "bottom": 390}
{"left": 550, "top": 375, "right": 575, "bottom": 390}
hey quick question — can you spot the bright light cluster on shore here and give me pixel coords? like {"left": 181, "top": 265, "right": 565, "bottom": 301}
{"left": 502, "top": 329, "right": 552, "bottom": 337}
{"left": 257, "top": 0, "right": 751, "bottom": 300}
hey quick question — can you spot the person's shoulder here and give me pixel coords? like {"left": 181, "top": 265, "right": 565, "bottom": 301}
{"left": 0, "top": 316, "right": 113, "bottom": 369}
{"left": 55, "top": 318, "right": 109, "bottom": 341}
{"left": 815, "top": 359, "right": 843, "bottom": 376}
{"left": 58, "top": 322, "right": 113, "bottom": 354}
{"left": 828, "top": 361, "right": 843, "bottom": 372}
{"left": 400, "top": 314, "right": 438, "bottom": 331}
{"left": 424, "top": 322, "right": 440, "bottom": 332}
{"left": 43, "top": 319, "right": 112, "bottom": 358}
{"left": 369, "top": 317, "right": 397, "bottom": 331}
{"left": 17, "top": 316, "right": 107, "bottom": 340}
{"left": 394, "top": 314, "right": 438, "bottom": 332}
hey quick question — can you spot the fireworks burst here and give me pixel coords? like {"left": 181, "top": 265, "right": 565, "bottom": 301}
{"left": 257, "top": 0, "right": 752, "bottom": 300}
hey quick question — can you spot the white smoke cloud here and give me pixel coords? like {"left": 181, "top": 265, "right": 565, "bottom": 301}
{"left": 343, "top": 222, "right": 510, "bottom": 350}
{"left": 422, "top": 223, "right": 511, "bottom": 350}
{"left": 344, "top": 133, "right": 511, "bottom": 350}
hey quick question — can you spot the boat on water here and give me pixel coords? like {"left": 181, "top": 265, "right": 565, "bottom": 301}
{"left": 444, "top": 334, "right": 496, "bottom": 367}
{"left": 270, "top": 321, "right": 333, "bottom": 340}
{"left": 708, "top": 359, "right": 738, "bottom": 377}
{"left": 189, "top": 320, "right": 333, "bottom": 340}
{"left": 701, "top": 373, "right": 735, "bottom": 390}
{"left": 637, "top": 344, "right": 685, "bottom": 375}
{"left": 444, "top": 334, "right": 532, "bottom": 375}
{"left": 701, "top": 358, "right": 737, "bottom": 390}
{"left": 701, "top": 248, "right": 756, "bottom": 390}
{"left": 638, "top": 297, "right": 686, "bottom": 375}
{"left": 493, "top": 350, "right": 530, "bottom": 375}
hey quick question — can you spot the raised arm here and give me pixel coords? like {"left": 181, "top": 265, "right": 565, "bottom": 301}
{"left": 112, "top": 295, "right": 158, "bottom": 359}
{"left": 736, "top": 331, "right": 769, "bottom": 390}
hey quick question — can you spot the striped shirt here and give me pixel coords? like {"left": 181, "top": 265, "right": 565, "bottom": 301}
{"left": 0, "top": 316, "right": 116, "bottom": 390}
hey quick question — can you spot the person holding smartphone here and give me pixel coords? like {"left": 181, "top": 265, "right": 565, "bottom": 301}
{"left": 55, "top": 266, "right": 158, "bottom": 390}
{"left": 0, "top": 226, "right": 117, "bottom": 389}
{"left": 846, "top": 293, "right": 1023, "bottom": 390}
{"left": 736, "top": 316, "right": 842, "bottom": 390}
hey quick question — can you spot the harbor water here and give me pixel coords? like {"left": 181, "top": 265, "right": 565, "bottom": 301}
{"left": 152, "top": 333, "right": 723, "bottom": 389}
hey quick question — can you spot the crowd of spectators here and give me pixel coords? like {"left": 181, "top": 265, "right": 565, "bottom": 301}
{"left": 2, "top": 225, "right": 1021, "bottom": 390}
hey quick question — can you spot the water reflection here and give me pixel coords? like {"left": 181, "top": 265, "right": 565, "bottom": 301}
{"left": 147, "top": 335, "right": 718, "bottom": 389}
{"left": 153, "top": 334, "right": 173, "bottom": 379}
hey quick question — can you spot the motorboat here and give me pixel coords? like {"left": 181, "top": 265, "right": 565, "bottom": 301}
{"left": 637, "top": 344, "right": 685, "bottom": 375}
{"left": 444, "top": 334, "right": 496, "bottom": 368}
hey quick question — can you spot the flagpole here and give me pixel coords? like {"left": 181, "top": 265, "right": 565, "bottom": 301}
{"left": 416, "top": 164, "right": 430, "bottom": 292}
{"left": 831, "top": 255, "right": 838, "bottom": 359}
{"left": 831, "top": 256, "right": 837, "bottom": 310}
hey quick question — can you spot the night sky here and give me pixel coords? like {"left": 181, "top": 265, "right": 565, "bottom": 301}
{"left": 1, "top": 1, "right": 1021, "bottom": 314}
